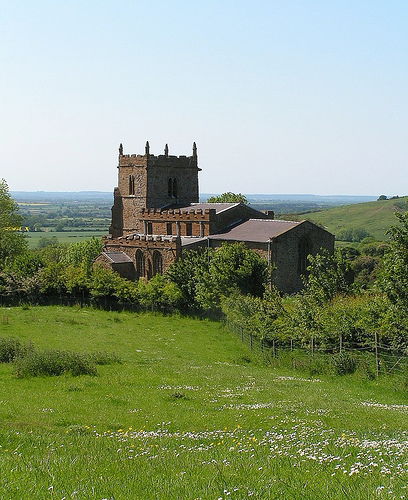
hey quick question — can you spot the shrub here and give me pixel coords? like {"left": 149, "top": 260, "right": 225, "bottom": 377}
{"left": 0, "top": 337, "right": 34, "bottom": 363}
{"left": 290, "top": 351, "right": 328, "bottom": 376}
{"left": 14, "top": 349, "right": 98, "bottom": 378}
{"left": 331, "top": 352, "right": 357, "bottom": 375}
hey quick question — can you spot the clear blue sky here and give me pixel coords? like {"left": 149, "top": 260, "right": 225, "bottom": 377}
{"left": 1, "top": 0, "right": 407, "bottom": 196}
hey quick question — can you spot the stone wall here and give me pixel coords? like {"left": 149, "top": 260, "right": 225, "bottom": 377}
{"left": 103, "top": 235, "right": 182, "bottom": 279}
{"left": 212, "top": 204, "right": 273, "bottom": 234}
{"left": 270, "top": 221, "right": 334, "bottom": 294}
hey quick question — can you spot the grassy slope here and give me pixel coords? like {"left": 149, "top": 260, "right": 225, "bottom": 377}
{"left": 0, "top": 306, "right": 408, "bottom": 498}
{"left": 300, "top": 196, "right": 408, "bottom": 241}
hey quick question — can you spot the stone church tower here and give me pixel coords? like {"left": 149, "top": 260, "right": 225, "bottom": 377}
{"left": 109, "top": 141, "right": 200, "bottom": 237}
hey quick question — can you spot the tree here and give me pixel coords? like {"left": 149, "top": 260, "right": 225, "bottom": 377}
{"left": 167, "top": 243, "right": 269, "bottom": 312}
{"left": 221, "top": 287, "right": 285, "bottom": 342}
{"left": 206, "top": 192, "right": 248, "bottom": 204}
{"left": 0, "top": 179, "right": 27, "bottom": 268}
{"left": 166, "top": 248, "right": 211, "bottom": 311}
{"left": 62, "top": 237, "right": 102, "bottom": 274}
{"left": 379, "top": 208, "right": 408, "bottom": 308}
{"left": 196, "top": 242, "right": 269, "bottom": 311}
{"left": 303, "top": 249, "right": 353, "bottom": 304}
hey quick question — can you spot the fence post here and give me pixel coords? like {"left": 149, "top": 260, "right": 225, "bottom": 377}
{"left": 250, "top": 333, "right": 253, "bottom": 351}
{"left": 273, "top": 339, "right": 276, "bottom": 358}
{"left": 340, "top": 334, "right": 343, "bottom": 353}
{"left": 311, "top": 337, "right": 314, "bottom": 356}
{"left": 375, "top": 332, "right": 380, "bottom": 377}
{"left": 290, "top": 339, "right": 293, "bottom": 352}
{"left": 241, "top": 327, "right": 244, "bottom": 343}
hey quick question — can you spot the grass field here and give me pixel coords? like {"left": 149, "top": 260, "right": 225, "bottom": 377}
{"left": 25, "top": 230, "right": 106, "bottom": 249}
{"left": 301, "top": 196, "right": 408, "bottom": 242}
{"left": 1, "top": 306, "right": 408, "bottom": 499}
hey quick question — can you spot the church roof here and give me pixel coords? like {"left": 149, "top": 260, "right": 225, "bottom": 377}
{"left": 180, "top": 236, "right": 208, "bottom": 247}
{"left": 165, "top": 202, "right": 240, "bottom": 214}
{"left": 209, "top": 219, "right": 301, "bottom": 243}
{"left": 186, "top": 202, "right": 240, "bottom": 214}
{"left": 102, "top": 252, "right": 133, "bottom": 264}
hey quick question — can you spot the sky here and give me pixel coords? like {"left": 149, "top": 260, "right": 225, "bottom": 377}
{"left": 1, "top": 0, "right": 407, "bottom": 196}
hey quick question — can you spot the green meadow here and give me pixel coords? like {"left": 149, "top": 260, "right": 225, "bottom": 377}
{"left": 1, "top": 306, "right": 408, "bottom": 499}
{"left": 25, "top": 230, "right": 106, "bottom": 249}
{"left": 302, "top": 196, "right": 408, "bottom": 242}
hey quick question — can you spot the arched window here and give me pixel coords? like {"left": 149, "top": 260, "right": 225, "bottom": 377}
{"left": 129, "top": 175, "right": 135, "bottom": 195}
{"left": 136, "top": 250, "right": 144, "bottom": 279}
{"left": 153, "top": 251, "right": 163, "bottom": 276}
{"left": 167, "top": 178, "right": 178, "bottom": 198}
{"left": 298, "top": 236, "right": 311, "bottom": 275}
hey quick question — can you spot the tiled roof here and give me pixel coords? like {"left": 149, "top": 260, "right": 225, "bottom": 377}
{"left": 209, "top": 219, "right": 300, "bottom": 243}
{"left": 180, "top": 236, "right": 208, "bottom": 247}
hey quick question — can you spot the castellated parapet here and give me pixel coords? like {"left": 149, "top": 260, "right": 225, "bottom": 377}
{"left": 138, "top": 207, "right": 216, "bottom": 237}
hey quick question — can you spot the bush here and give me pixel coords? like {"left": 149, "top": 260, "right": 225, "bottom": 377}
{"left": 14, "top": 349, "right": 98, "bottom": 378}
{"left": 331, "top": 352, "right": 357, "bottom": 375}
{"left": 0, "top": 337, "right": 34, "bottom": 363}
{"left": 288, "top": 351, "right": 328, "bottom": 376}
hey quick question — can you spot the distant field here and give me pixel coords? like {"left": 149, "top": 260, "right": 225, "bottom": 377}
{"left": 1, "top": 306, "right": 408, "bottom": 498}
{"left": 13, "top": 191, "right": 408, "bottom": 246}
{"left": 25, "top": 230, "right": 106, "bottom": 248}
{"left": 301, "top": 196, "right": 408, "bottom": 241}
{"left": 15, "top": 191, "right": 399, "bottom": 246}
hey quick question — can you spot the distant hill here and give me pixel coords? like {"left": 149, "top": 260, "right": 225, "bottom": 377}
{"left": 11, "top": 191, "right": 112, "bottom": 203}
{"left": 201, "top": 193, "right": 377, "bottom": 214}
{"left": 12, "top": 191, "right": 398, "bottom": 242}
{"left": 300, "top": 197, "right": 408, "bottom": 242}
{"left": 12, "top": 191, "right": 377, "bottom": 213}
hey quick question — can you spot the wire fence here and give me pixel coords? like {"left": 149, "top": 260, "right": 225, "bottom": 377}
{"left": 226, "top": 320, "right": 408, "bottom": 381}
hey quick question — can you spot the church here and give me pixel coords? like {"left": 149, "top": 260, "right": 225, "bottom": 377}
{"left": 96, "top": 142, "right": 334, "bottom": 294}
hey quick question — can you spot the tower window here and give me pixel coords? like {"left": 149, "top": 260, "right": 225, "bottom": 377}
{"left": 167, "top": 178, "right": 178, "bottom": 198}
{"left": 147, "top": 222, "right": 153, "bottom": 234}
{"left": 129, "top": 175, "right": 135, "bottom": 195}
{"left": 167, "top": 222, "right": 173, "bottom": 235}
{"left": 185, "top": 222, "right": 192, "bottom": 236}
